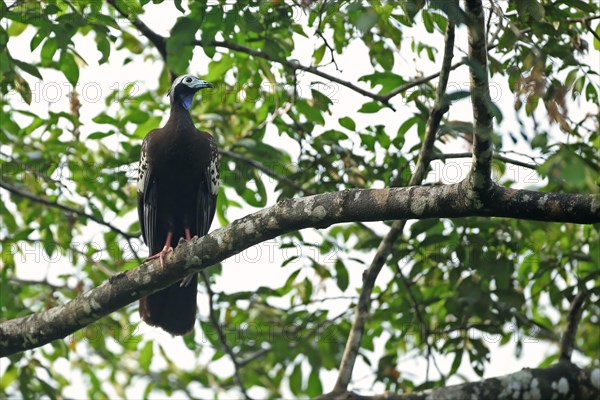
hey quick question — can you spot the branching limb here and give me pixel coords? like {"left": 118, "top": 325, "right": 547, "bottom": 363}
{"left": 324, "top": 363, "right": 600, "bottom": 400}
{"left": 465, "top": 0, "right": 494, "bottom": 192}
{"left": 332, "top": 9, "right": 458, "bottom": 393}
{"left": 559, "top": 289, "right": 589, "bottom": 363}
{"left": 0, "top": 184, "right": 597, "bottom": 356}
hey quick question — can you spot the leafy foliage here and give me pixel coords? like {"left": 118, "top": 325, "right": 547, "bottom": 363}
{"left": 0, "top": 0, "right": 598, "bottom": 398}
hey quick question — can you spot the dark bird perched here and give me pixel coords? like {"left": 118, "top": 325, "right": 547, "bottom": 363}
{"left": 137, "top": 75, "right": 219, "bottom": 335}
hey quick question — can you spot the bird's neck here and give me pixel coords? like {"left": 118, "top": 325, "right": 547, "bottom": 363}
{"left": 166, "top": 102, "right": 195, "bottom": 135}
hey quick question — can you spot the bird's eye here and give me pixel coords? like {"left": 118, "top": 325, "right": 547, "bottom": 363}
{"left": 185, "top": 77, "right": 193, "bottom": 83}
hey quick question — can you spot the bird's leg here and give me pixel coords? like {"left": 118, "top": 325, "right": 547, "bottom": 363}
{"left": 180, "top": 227, "right": 195, "bottom": 287}
{"left": 146, "top": 231, "right": 173, "bottom": 268}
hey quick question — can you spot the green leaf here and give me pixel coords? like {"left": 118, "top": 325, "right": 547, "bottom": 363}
{"left": 355, "top": 8, "right": 378, "bottom": 34}
{"left": 30, "top": 31, "right": 45, "bottom": 51}
{"left": 306, "top": 369, "right": 323, "bottom": 397}
{"left": 7, "top": 21, "right": 27, "bottom": 37}
{"left": 95, "top": 34, "right": 111, "bottom": 64}
{"left": 14, "top": 73, "right": 32, "bottom": 104}
{"left": 447, "top": 90, "right": 470, "bottom": 102}
{"left": 139, "top": 342, "right": 153, "bottom": 372}
{"left": 59, "top": 51, "right": 79, "bottom": 86}
{"left": 375, "top": 125, "right": 391, "bottom": 149}
{"left": 0, "top": 364, "right": 18, "bottom": 390}
{"left": 359, "top": 72, "right": 405, "bottom": 93}
{"left": 296, "top": 99, "right": 324, "bottom": 125}
{"left": 397, "top": 116, "right": 418, "bottom": 137}
{"left": 449, "top": 349, "right": 463, "bottom": 375}
{"left": 92, "top": 113, "right": 118, "bottom": 125}
{"left": 166, "top": 14, "right": 202, "bottom": 74}
{"left": 410, "top": 219, "right": 440, "bottom": 238}
{"left": 289, "top": 362, "right": 303, "bottom": 396}
{"left": 313, "top": 44, "right": 326, "bottom": 64}
{"left": 358, "top": 101, "right": 383, "bottom": 113}
{"left": 126, "top": 110, "right": 149, "bottom": 124}
{"left": 87, "top": 131, "right": 115, "bottom": 140}
{"left": 13, "top": 59, "right": 42, "bottom": 79}
{"left": 335, "top": 259, "right": 349, "bottom": 291}
{"left": 41, "top": 37, "right": 58, "bottom": 64}
{"left": 516, "top": 0, "right": 545, "bottom": 21}
{"left": 370, "top": 41, "right": 394, "bottom": 71}
{"left": 338, "top": 117, "right": 356, "bottom": 131}
{"left": 311, "top": 89, "right": 333, "bottom": 111}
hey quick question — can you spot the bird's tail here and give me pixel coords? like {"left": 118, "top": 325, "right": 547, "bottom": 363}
{"left": 139, "top": 273, "right": 198, "bottom": 335}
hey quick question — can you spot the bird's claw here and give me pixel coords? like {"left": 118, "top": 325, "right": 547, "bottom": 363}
{"left": 146, "top": 247, "right": 173, "bottom": 270}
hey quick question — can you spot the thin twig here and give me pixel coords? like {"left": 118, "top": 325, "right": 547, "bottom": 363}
{"left": 585, "top": 19, "right": 600, "bottom": 42}
{"left": 0, "top": 151, "right": 75, "bottom": 197}
{"left": 559, "top": 289, "right": 589, "bottom": 363}
{"left": 219, "top": 149, "right": 311, "bottom": 195}
{"left": 200, "top": 271, "right": 252, "bottom": 399}
{"left": 9, "top": 277, "right": 63, "bottom": 290}
{"left": 381, "top": 61, "right": 463, "bottom": 103}
{"left": 0, "top": 180, "right": 136, "bottom": 240}
{"left": 431, "top": 152, "right": 539, "bottom": 170}
{"left": 395, "top": 265, "right": 444, "bottom": 382}
{"left": 238, "top": 309, "right": 350, "bottom": 368}
{"left": 315, "top": 0, "right": 340, "bottom": 71}
{"left": 203, "top": 40, "right": 397, "bottom": 111}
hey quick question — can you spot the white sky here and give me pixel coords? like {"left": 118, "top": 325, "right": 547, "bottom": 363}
{"left": 1, "top": 1, "right": 598, "bottom": 398}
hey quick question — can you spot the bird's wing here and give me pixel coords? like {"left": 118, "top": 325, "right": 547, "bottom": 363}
{"left": 137, "top": 133, "right": 158, "bottom": 250}
{"left": 196, "top": 132, "right": 220, "bottom": 237}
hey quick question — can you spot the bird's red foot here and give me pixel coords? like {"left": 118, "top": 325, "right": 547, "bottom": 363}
{"left": 146, "top": 232, "right": 173, "bottom": 268}
{"left": 146, "top": 246, "right": 173, "bottom": 268}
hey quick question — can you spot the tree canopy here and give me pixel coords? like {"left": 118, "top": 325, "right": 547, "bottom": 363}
{"left": 1, "top": 0, "right": 599, "bottom": 398}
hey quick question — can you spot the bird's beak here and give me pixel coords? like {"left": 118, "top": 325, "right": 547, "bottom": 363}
{"left": 192, "top": 80, "right": 214, "bottom": 90}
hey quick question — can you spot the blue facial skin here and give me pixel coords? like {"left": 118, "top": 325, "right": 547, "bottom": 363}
{"left": 180, "top": 93, "right": 194, "bottom": 110}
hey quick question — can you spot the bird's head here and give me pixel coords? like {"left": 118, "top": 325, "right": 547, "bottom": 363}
{"left": 168, "top": 75, "right": 214, "bottom": 110}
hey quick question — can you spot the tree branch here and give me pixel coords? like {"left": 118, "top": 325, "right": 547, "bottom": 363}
{"left": 465, "top": 0, "right": 495, "bottom": 193}
{"left": 559, "top": 289, "right": 589, "bottom": 363}
{"left": 333, "top": 9, "right": 458, "bottom": 392}
{"left": 0, "top": 184, "right": 597, "bottom": 356}
{"left": 107, "top": 0, "right": 167, "bottom": 60}
{"left": 322, "top": 363, "right": 600, "bottom": 400}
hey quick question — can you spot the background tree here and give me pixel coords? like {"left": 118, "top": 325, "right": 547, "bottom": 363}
{"left": 1, "top": 0, "right": 599, "bottom": 398}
